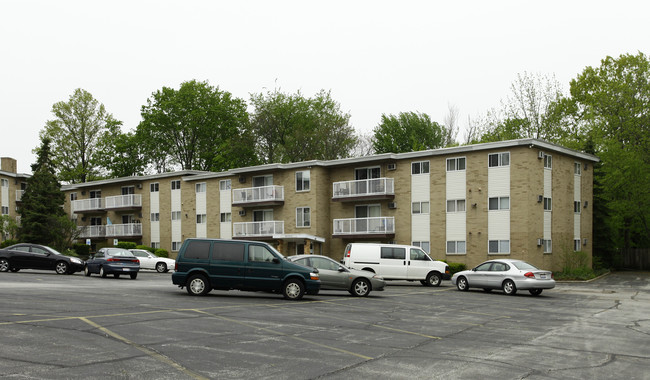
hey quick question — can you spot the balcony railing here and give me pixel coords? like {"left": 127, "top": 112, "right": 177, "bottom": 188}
{"left": 16, "top": 190, "right": 24, "bottom": 202}
{"left": 71, "top": 198, "right": 103, "bottom": 213}
{"left": 232, "top": 185, "right": 284, "bottom": 206}
{"left": 106, "top": 223, "right": 142, "bottom": 237}
{"left": 332, "top": 217, "right": 395, "bottom": 236}
{"left": 332, "top": 178, "right": 394, "bottom": 200}
{"left": 233, "top": 221, "right": 284, "bottom": 238}
{"left": 78, "top": 225, "right": 106, "bottom": 238}
{"left": 105, "top": 194, "right": 142, "bottom": 209}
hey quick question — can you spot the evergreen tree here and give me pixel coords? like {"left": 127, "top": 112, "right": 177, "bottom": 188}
{"left": 18, "top": 137, "right": 74, "bottom": 249}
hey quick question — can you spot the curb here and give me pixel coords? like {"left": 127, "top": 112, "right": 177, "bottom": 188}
{"left": 555, "top": 270, "right": 611, "bottom": 283}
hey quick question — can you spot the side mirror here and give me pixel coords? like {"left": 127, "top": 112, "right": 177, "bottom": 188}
{"left": 272, "top": 257, "right": 280, "bottom": 264}
{"left": 338, "top": 266, "right": 346, "bottom": 272}
{"left": 472, "top": 268, "right": 477, "bottom": 272}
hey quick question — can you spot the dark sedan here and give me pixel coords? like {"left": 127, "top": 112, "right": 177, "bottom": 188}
{"left": 0, "top": 243, "right": 85, "bottom": 274}
{"left": 85, "top": 247, "right": 140, "bottom": 279}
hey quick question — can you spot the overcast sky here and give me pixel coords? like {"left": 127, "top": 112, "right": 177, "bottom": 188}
{"left": 1, "top": 0, "right": 647, "bottom": 174}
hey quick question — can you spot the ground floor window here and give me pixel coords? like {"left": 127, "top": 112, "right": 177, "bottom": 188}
{"left": 447, "top": 241, "right": 466, "bottom": 254}
{"left": 543, "top": 239, "right": 552, "bottom": 253}
{"left": 488, "top": 240, "right": 510, "bottom": 254}
{"left": 172, "top": 241, "right": 181, "bottom": 251}
{"left": 412, "top": 241, "right": 430, "bottom": 253}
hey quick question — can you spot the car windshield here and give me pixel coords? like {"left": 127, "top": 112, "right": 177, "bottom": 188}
{"left": 512, "top": 261, "right": 539, "bottom": 271}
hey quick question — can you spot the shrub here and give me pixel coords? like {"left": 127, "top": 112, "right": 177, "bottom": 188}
{"left": 447, "top": 262, "right": 466, "bottom": 275}
{"left": 73, "top": 243, "right": 91, "bottom": 256}
{"left": 154, "top": 249, "right": 169, "bottom": 258}
{"left": 116, "top": 241, "right": 137, "bottom": 249}
{"left": 62, "top": 248, "right": 80, "bottom": 257}
{"left": 0, "top": 239, "right": 18, "bottom": 248}
{"left": 136, "top": 245, "right": 155, "bottom": 253}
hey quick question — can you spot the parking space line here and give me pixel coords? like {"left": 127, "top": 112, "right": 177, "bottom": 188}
{"left": 78, "top": 317, "right": 209, "bottom": 380}
{"left": 190, "top": 309, "right": 374, "bottom": 360}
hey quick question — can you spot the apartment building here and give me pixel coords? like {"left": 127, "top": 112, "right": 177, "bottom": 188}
{"left": 0, "top": 157, "right": 30, "bottom": 242}
{"left": 61, "top": 139, "right": 597, "bottom": 271}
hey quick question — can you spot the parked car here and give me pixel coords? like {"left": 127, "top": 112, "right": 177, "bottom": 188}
{"left": 342, "top": 243, "right": 451, "bottom": 286}
{"left": 0, "top": 243, "right": 84, "bottom": 274}
{"left": 85, "top": 248, "right": 140, "bottom": 279}
{"left": 129, "top": 249, "right": 175, "bottom": 273}
{"left": 172, "top": 238, "right": 320, "bottom": 300}
{"left": 451, "top": 259, "right": 555, "bottom": 295}
{"left": 288, "top": 254, "right": 385, "bottom": 296}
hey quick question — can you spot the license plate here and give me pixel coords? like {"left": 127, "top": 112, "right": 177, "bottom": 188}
{"left": 123, "top": 268, "right": 130, "bottom": 271}
{"left": 540, "top": 274, "right": 546, "bottom": 279}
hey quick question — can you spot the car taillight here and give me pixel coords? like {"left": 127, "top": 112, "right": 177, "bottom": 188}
{"left": 174, "top": 261, "right": 178, "bottom": 271}
{"left": 107, "top": 258, "right": 119, "bottom": 262}
{"left": 346, "top": 248, "right": 351, "bottom": 257}
{"left": 524, "top": 272, "right": 535, "bottom": 278}
{"left": 134, "top": 259, "right": 139, "bottom": 263}
{"left": 551, "top": 272, "right": 554, "bottom": 279}
{"left": 445, "top": 265, "right": 450, "bottom": 274}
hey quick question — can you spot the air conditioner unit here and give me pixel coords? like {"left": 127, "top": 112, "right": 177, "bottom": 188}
{"left": 388, "top": 202, "right": 397, "bottom": 209}
{"left": 387, "top": 163, "right": 397, "bottom": 171}
{"left": 137, "top": 184, "right": 142, "bottom": 189}
{"left": 584, "top": 201, "right": 588, "bottom": 208}
{"left": 238, "top": 176, "right": 246, "bottom": 184}
{"left": 238, "top": 210, "right": 246, "bottom": 216}
{"left": 538, "top": 151, "right": 544, "bottom": 159}
{"left": 584, "top": 163, "right": 588, "bottom": 170}
{"left": 583, "top": 238, "right": 588, "bottom": 246}
{"left": 537, "top": 195, "right": 543, "bottom": 203}
{"left": 537, "top": 238, "right": 543, "bottom": 246}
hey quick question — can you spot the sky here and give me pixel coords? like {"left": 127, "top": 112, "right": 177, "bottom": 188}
{"left": 1, "top": 0, "right": 648, "bottom": 174}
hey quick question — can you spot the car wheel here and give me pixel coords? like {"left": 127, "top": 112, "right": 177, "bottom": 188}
{"left": 99, "top": 266, "right": 107, "bottom": 278}
{"left": 186, "top": 274, "right": 211, "bottom": 296}
{"left": 0, "top": 258, "right": 9, "bottom": 272}
{"left": 502, "top": 279, "right": 517, "bottom": 295}
{"left": 351, "top": 278, "right": 371, "bottom": 297}
{"left": 425, "top": 272, "right": 442, "bottom": 287}
{"left": 456, "top": 276, "right": 469, "bottom": 291}
{"left": 114, "top": 274, "right": 120, "bottom": 279}
{"left": 282, "top": 278, "right": 305, "bottom": 300}
{"left": 529, "top": 289, "right": 543, "bottom": 296}
{"left": 55, "top": 261, "right": 69, "bottom": 275}
{"left": 155, "top": 262, "right": 167, "bottom": 273}
{"left": 130, "top": 273, "right": 137, "bottom": 280}
{"left": 84, "top": 265, "right": 91, "bottom": 277}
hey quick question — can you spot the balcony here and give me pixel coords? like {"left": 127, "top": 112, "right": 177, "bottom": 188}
{"left": 106, "top": 223, "right": 142, "bottom": 238}
{"left": 71, "top": 198, "right": 104, "bottom": 214}
{"left": 233, "top": 221, "right": 284, "bottom": 239}
{"left": 77, "top": 225, "right": 106, "bottom": 239}
{"left": 332, "top": 178, "right": 395, "bottom": 202}
{"left": 15, "top": 190, "right": 24, "bottom": 202}
{"left": 232, "top": 185, "right": 284, "bottom": 207}
{"left": 105, "top": 194, "right": 142, "bottom": 211}
{"left": 332, "top": 217, "right": 395, "bottom": 239}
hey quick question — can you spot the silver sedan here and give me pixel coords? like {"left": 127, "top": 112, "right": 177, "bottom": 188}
{"left": 451, "top": 259, "right": 555, "bottom": 296}
{"left": 288, "top": 254, "right": 386, "bottom": 297}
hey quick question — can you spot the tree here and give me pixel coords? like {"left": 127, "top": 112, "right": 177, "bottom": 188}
{"left": 138, "top": 80, "right": 256, "bottom": 171}
{"left": 0, "top": 215, "right": 19, "bottom": 242}
{"left": 372, "top": 111, "right": 445, "bottom": 154}
{"left": 249, "top": 89, "right": 357, "bottom": 163}
{"left": 442, "top": 104, "right": 460, "bottom": 147}
{"left": 41, "top": 88, "right": 122, "bottom": 183}
{"left": 18, "top": 137, "right": 77, "bottom": 250}
{"left": 94, "top": 131, "right": 147, "bottom": 178}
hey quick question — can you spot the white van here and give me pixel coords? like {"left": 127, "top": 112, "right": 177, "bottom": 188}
{"left": 342, "top": 243, "right": 450, "bottom": 286}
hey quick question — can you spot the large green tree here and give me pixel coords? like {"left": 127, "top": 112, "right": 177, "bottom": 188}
{"left": 94, "top": 131, "right": 147, "bottom": 178}
{"left": 18, "top": 137, "right": 77, "bottom": 250}
{"left": 41, "top": 88, "right": 122, "bottom": 183}
{"left": 249, "top": 89, "right": 357, "bottom": 163}
{"left": 138, "top": 80, "right": 256, "bottom": 172}
{"left": 372, "top": 111, "right": 446, "bottom": 154}
{"left": 556, "top": 52, "right": 650, "bottom": 258}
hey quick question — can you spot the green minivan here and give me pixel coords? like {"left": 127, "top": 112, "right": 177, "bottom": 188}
{"left": 171, "top": 239, "right": 320, "bottom": 300}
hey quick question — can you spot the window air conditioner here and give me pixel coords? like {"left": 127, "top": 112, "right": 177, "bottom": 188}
{"left": 583, "top": 238, "right": 588, "bottom": 246}
{"left": 388, "top": 202, "right": 397, "bottom": 209}
{"left": 238, "top": 176, "right": 246, "bottom": 183}
{"left": 537, "top": 238, "right": 543, "bottom": 246}
{"left": 538, "top": 151, "right": 544, "bottom": 159}
{"left": 137, "top": 184, "right": 142, "bottom": 189}
{"left": 537, "top": 195, "right": 543, "bottom": 203}
{"left": 387, "top": 163, "right": 397, "bottom": 171}
{"left": 238, "top": 210, "right": 246, "bottom": 216}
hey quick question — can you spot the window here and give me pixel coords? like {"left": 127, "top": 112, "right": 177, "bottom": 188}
{"left": 171, "top": 180, "right": 181, "bottom": 190}
{"left": 574, "top": 162, "right": 582, "bottom": 175}
{"left": 412, "top": 201, "right": 430, "bottom": 214}
{"left": 380, "top": 247, "right": 406, "bottom": 259}
{"left": 446, "top": 199, "right": 466, "bottom": 212}
{"left": 150, "top": 212, "right": 160, "bottom": 222}
{"left": 220, "top": 180, "right": 231, "bottom": 191}
{"left": 544, "top": 154, "right": 552, "bottom": 169}
{"left": 446, "top": 157, "right": 466, "bottom": 171}
{"left": 150, "top": 183, "right": 159, "bottom": 192}
{"left": 249, "top": 245, "right": 276, "bottom": 262}
{"left": 543, "top": 239, "right": 552, "bottom": 253}
{"left": 122, "top": 186, "right": 135, "bottom": 195}
{"left": 296, "top": 207, "right": 311, "bottom": 227}
{"left": 574, "top": 201, "right": 581, "bottom": 214}
{"left": 220, "top": 212, "right": 232, "bottom": 222}
{"left": 213, "top": 242, "right": 245, "bottom": 261}
{"left": 172, "top": 241, "right": 182, "bottom": 252}
{"left": 488, "top": 240, "right": 510, "bottom": 254}
{"left": 196, "top": 214, "right": 206, "bottom": 224}
{"left": 488, "top": 196, "right": 510, "bottom": 210}
{"left": 195, "top": 182, "right": 206, "bottom": 193}
{"left": 296, "top": 171, "right": 310, "bottom": 192}
{"left": 70, "top": 192, "right": 78, "bottom": 201}
{"left": 412, "top": 241, "right": 430, "bottom": 253}
{"left": 171, "top": 211, "right": 181, "bottom": 221}
{"left": 544, "top": 197, "right": 552, "bottom": 211}
{"left": 89, "top": 190, "right": 101, "bottom": 199}
{"left": 574, "top": 239, "right": 581, "bottom": 252}
{"left": 488, "top": 152, "right": 510, "bottom": 167}
{"left": 151, "top": 242, "right": 160, "bottom": 249}
{"left": 411, "top": 161, "right": 430, "bottom": 174}
{"left": 1, "top": 206, "right": 8, "bottom": 215}
{"left": 410, "top": 248, "right": 429, "bottom": 261}
{"left": 0, "top": 179, "right": 8, "bottom": 187}
{"left": 447, "top": 241, "right": 466, "bottom": 254}
{"left": 183, "top": 240, "right": 209, "bottom": 257}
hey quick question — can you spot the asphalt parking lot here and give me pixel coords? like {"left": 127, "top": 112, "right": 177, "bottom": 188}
{"left": 1, "top": 270, "right": 649, "bottom": 380}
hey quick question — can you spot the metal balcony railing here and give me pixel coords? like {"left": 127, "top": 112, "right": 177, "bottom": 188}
{"left": 332, "top": 178, "right": 394, "bottom": 199}
{"left": 105, "top": 194, "right": 142, "bottom": 209}
{"left": 77, "top": 225, "right": 106, "bottom": 238}
{"left": 106, "top": 223, "right": 143, "bottom": 237}
{"left": 15, "top": 190, "right": 24, "bottom": 202}
{"left": 233, "top": 221, "right": 284, "bottom": 238}
{"left": 232, "top": 185, "right": 284, "bottom": 205}
{"left": 333, "top": 217, "right": 395, "bottom": 236}
{"left": 71, "top": 198, "right": 103, "bottom": 213}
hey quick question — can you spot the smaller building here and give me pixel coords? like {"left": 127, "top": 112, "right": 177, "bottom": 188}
{"left": 0, "top": 157, "right": 30, "bottom": 243}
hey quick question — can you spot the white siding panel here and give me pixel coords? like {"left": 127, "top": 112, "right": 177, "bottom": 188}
{"left": 149, "top": 191, "right": 160, "bottom": 245}
{"left": 446, "top": 171, "right": 466, "bottom": 199}
{"left": 488, "top": 166, "right": 510, "bottom": 196}
{"left": 574, "top": 214, "right": 581, "bottom": 239}
{"left": 196, "top": 223, "right": 207, "bottom": 238}
{"left": 196, "top": 192, "right": 206, "bottom": 214}
{"left": 171, "top": 189, "right": 181, "bottom": 244}
{"left": 574, "top": 175, "right": 581, "bottom": 200}
{"left": 220, "top": 190, "right": 231, "bottom": 212}
{"left": 446, "top": 213, "right": 466, "bottom": 241}
{"left": 172, "top": 220, "right": 182, "bottom": 242}
{"left": 411, "top": 174, "right": 430, "bottom": 201}
{"left": 171, "top": 189, "right": 181, "bottom": 211}
{"left": 411, "top": 214, "right": 430, "bottom": 241}
{"left": 150, "top": 221, "right": 160, "bottom": 242}
{"left": 544, "top": 212, "right": 552, "bottom": 239}
{"left": 544, "top": 170, "right": 552, "bottom": 195}
{"left": 220, "top": 223, "right": 232, "bottom": 239}
{"left": 1, "top": 186, "right": 8, "bottom": 207}
{"left": 488, "top": 211, "right": 510, "bottom": 240}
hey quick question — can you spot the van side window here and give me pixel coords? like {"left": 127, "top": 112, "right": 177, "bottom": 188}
{"left": 410, "top": 248, "right": 429, "bottom": 261}
{"left": 381, "top": 247, "right": 406, "bottom": 260}
{"left": 184, "top": 241, "right": 211, "bottom": 259}
{"left": 212, "top": 242, "right": 244, "bottom": 262}
{"left": 249, "top": 245, "right": 275, "bottom": 262}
